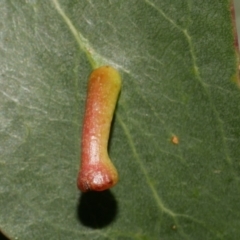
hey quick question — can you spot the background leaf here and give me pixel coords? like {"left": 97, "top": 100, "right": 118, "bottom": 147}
{"left": 0, "top": 0, "right": 240, "bottom": 239}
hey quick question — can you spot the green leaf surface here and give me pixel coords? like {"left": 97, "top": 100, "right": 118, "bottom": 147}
{"left": 0, "top": 0, "right": 239, "bottom": 239}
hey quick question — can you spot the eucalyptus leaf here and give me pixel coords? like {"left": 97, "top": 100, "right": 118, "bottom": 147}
{"left": 0, "top": 1, "right": 240, "bottom": 239}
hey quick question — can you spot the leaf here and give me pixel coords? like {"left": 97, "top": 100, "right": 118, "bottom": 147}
{"left": 0, "top": 0, "right": 240, "bottom": 239}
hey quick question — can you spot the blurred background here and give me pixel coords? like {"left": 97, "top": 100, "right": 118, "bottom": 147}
{"left": 235, "top": 0, "right": 240, "bottom": 45}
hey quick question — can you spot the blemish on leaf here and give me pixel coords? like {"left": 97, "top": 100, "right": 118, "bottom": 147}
{"left": 171, "top": 224, "right": 177, "bottom": 230}
{"left": 171, "top": 135, "right": 179, "bottom": 145}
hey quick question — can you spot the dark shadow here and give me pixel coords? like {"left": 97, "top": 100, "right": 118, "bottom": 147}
{"left": 0, "top": 232, "right": 9, "bottom": 240}
{"left": 77, "top": 190, "right": 118, "bottom": 228}
{"left": 108, "top": 112, "right": 117, "bottom": 151}
{"left": 108, "top": 88, "right": 121, "bottom": 151}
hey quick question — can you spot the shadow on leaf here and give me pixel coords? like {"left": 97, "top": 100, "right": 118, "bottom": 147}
{"left": 77, "top": 190, "right": 118, "bottom": 228}
{"left": 0, "top": 232, "right": 9, "bottom": 240}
